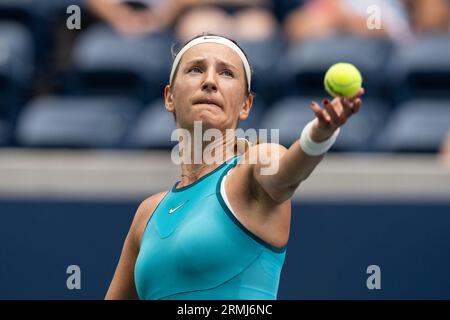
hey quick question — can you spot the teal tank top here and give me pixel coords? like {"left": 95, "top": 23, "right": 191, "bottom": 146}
{"left": 134, "top": 155, "right": 287, "bottom": 300}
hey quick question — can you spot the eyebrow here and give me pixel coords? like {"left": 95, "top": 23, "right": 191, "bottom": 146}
{"left": 183, "top": 57, "right": 239, "bottom": 72}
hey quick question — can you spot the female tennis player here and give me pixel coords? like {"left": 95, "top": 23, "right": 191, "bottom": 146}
{"left": 105, "top": 34, "right": 364, "bottom": 300}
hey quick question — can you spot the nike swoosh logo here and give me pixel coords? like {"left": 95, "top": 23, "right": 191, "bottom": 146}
{"left": 168, "top": 200, "right": 189, "bottom": 214}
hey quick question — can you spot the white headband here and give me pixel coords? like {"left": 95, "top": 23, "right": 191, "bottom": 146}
{"left": 169, "top": 35, "right": 251, "bottom": 92}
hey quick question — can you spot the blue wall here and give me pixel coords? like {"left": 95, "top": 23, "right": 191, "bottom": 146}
{"left": 1, "top": 199, "right": 450, "bottom": 299}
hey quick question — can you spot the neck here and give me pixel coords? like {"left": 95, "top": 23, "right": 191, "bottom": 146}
{"left": 176, "top": 128, "right": 237, "bottom": 188}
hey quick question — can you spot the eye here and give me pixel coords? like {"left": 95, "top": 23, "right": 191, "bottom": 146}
{"left": 221, "top": 69, "right": 234, "bottom": 77}
{"left": 188, "top": 66, "right": 202, "bottom": 74}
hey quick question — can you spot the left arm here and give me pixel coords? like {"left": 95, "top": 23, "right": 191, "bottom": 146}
{"left": 252, "top": 89, "right": 364, "bottom": 203}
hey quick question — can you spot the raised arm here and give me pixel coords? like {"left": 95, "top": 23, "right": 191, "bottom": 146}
{"left": 251, "top": 89, "right": 364, "bottom": 203}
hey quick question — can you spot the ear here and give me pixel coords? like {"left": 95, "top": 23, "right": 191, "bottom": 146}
{"left": 164, "top": 85, "right": 175, "bottom": 113}
{"left": 239, "top": 93, "right": 253, "bottom": 121}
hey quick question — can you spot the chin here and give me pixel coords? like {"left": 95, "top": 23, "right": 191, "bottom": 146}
{"left": 195, "top": 115, "right": 221, "bottom": 130}
{"left": 194, "top": 109, "right": 224, "bottom": 129}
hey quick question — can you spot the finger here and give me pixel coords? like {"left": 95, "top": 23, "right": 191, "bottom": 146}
{"left": 349, "top": 87, "right": 365, "bottom": 102}
{"left": 310, "top": 101, "right": 327, "bottom": 122}
{"left": 310, "top": 101, "right": 331, "bottom": 124}
{"left": 352, "top": 99, "right": 362, "bottom": 114}
{"left": 341, "top": 97, "right": 354, "bottom": 118}
{"left": 323, "top": 99, "right": 343, "bottom": 125}
{"left": 321, "top": 109, "right": 332, "bottom": 124}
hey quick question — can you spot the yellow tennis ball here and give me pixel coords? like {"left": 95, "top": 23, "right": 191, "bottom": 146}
{"left": 324, "top": 63, "right": 363, "bottom": 97}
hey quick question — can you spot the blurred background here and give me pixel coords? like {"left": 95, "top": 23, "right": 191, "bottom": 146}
{"left": 1, "top": 0, "right": 450, "bottom": 299}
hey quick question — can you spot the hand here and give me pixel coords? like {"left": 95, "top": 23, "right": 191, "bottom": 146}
{"left": 309, "top": 88, "right": 364, "bottom": 142}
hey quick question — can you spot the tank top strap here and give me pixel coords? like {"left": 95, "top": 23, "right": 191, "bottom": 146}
{"left": 223, "top": 154, "right": 241, "bottom": 172}
{"left": 170, "top": 155, "right": 241, "bottom": 193}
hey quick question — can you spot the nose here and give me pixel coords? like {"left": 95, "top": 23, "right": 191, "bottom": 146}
{"left": 201, "top": 69, "right": 218, "bottom": 92}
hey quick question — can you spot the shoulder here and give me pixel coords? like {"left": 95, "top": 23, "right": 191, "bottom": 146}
{"left": 250, "top": 142, "right": 288, "bottom": 156}
{"left": 137, "top": 191, "right": 168, "bottom": 215}
{"left": 229, "top": 143, "right": 287, "bottom": 197}
{"left": 240, "top": 142, "right": 288, "bottom": 161}
{"left": 132, "top": 191, "right": 169, "bottom": 246}
{"left": 237, "top": 142, "right": 288, "bottom": 171}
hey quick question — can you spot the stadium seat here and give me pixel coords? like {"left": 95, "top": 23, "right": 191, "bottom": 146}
{"left": 125, "top": 97, "right": 266, "bottom": 149}
{"left": 333, "top": 98, "right": 390, "bottom": 151}
{"left": 124, "top": 99, "right": 176, "bottom": 149}
{"left": 0, "top": 120, "right": 10, "bottom": 146}
{"left": 259, "top": 96, "right": 390, "bottom": 151}
{"left": 68, "top": 24, "right": 173, "bottom": 103}
{"left": 0, "top": 22, "right": 34, "bottom": 130}
{"left": 0, "top": 0, "right": 55, "bottom": 61}
{"left": 239, "top": 35, "right": 285, "bottom": 104}
{"left": 237, "top": 98, "right": 266, "bottom": 132}
{"left": 272, "top": 0, "right": 304, "bottom": 22}
{"left": 375, "top": 99, "right": 450, "bottom": 152}
{"left": 259, "top": 96, "right": 321, "bottom": 146}
{"left": 387, "top": 35, "right": 450, "bottom": 102}
{"left": 279, "top": 36, "right": 393, "bottom": 97}
{"left": 0, "top": 1, "right": 41, "bottom": 26}
{"left": 0, "top": 22, "right": 34, "bottom": 85}
{"left": 50, "top": 0, "right": 84, "bottom": 9}
{"left": 15, "top": 96, "right": 141, "bottom": 148}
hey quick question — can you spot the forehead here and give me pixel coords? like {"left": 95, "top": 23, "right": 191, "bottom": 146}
{"left": 179, "top": 42, "right": 244, "bottom": 70}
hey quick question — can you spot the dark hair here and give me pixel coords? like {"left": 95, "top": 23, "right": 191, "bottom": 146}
{"left": 170, "top": 32, "right": 254, "bottom": 95}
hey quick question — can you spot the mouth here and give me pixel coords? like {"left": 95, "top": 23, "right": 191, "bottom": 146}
{"left": 192, "top": 98, "right": 223, "bottom": 109}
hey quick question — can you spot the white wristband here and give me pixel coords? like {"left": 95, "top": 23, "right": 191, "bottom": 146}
{"left": 299, "top": 120, "right": 340, "bottom": 156}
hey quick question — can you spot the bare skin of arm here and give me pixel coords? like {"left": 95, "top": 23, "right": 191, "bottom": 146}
{"left": 250, "top": 89, "right": 364, "bottom": 204}
{"left": 106, "top": 88, "right": 363, "bottom": 297}
{"left": 105, "top": 191, "right": 167, "bottom": 300}
{"left": 223, "top": 90, "right": 364, "bottom": 250}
